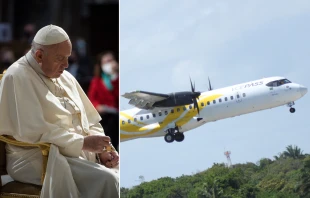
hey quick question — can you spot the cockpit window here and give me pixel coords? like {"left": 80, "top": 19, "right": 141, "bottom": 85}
{"left": 266, "top": 79, "right": 291, "bottom": 87}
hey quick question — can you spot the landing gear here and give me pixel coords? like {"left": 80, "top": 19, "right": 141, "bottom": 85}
{"left": 287, "top": 102, "right": 296, "bottom": 113}
{"left": 164, "top": 126, "right": 185, "bottom": 143}
{"left": 164, "top": 133, "right": 175, "bottom": 143}
{"left": 175, "top": 132, "right": 185, "bottom": 142}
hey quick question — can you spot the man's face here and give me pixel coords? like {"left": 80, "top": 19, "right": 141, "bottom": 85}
{"left": 36, "top": 40, "right": 72, "bottom": 78}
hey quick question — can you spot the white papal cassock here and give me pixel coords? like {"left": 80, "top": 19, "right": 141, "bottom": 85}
{"left": 0, "top": 51, "right": 119, "bottom": 197}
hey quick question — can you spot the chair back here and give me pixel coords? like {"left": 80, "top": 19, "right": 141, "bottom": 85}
{"left": 0, "top": 142, "right": 6, "bottom": 176}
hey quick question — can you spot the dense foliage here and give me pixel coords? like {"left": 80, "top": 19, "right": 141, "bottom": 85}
{"left": 121, "top": 145, "right": 310, "bottom": 198}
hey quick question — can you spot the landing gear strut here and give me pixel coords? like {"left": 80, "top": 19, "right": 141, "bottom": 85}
{"left": 164, "top": 126, "right": 185, "bottom": 143}
{"left": 287, "top": 102, "right": 296, "bottom": 113}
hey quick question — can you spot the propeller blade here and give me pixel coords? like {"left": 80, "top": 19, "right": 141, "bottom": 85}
{"left": 173, "top": 92, "right": 176, "bottom": 104}
{"left": 190, "top": 77, "right": 194, "bottom": 92}
{"left": 193, "top": 98, "right": 200, "bottom": 115}
{"left": 208, "top": 77, "right": 212, "bottom": 91}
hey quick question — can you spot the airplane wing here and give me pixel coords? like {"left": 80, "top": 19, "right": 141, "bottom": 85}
{"left": 122, "top": 90, "right": 169, "bottom": 109}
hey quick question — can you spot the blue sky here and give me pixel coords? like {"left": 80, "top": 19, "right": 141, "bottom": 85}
{"left": 119, "top": 0, "right": 310, "bottom": 188}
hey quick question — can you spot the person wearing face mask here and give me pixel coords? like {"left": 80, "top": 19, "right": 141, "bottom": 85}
{"left": 88, "top": 51, "right": 119, "bottom": 151}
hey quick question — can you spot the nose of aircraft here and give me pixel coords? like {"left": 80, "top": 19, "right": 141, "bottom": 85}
{"left": 299, "top": 85, "right": 308, "bottom": 97}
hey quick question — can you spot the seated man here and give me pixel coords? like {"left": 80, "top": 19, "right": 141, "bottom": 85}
{"left": 0, "top": 24, "right": 119, "bottom": 197}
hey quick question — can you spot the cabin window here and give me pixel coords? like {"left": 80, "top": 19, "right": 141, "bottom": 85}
{"left": 128, "top": 120, "right": 131, "bottom": 123}
{"left": 146, "top": 115, "right": 149, "bottom": 119}
{"left": 159, "top": 112, "right": 162, "bottom": 116}
{"left": 171, "top": 109, "right": 174, "bottom": 113}
{"left": 219, "top": 98, "right": 222, "bottom": 102}
{"left": 243, "top": 93, "right": 246, "bottom": 97}
{"left": 201, "top": 102, "right": 204, "bottom": 106}
{"left": 183, "top": 106, "right": 186, "bottom": 111}
{"left": 140, "top": 116, "right": 143, "bottom": 120}
{"left": 230, "top": 96, "right": 234, "bottom": 100}
{"left": 189, "top": 105, "right": 192, "bottom": 109}
{"left": 165, "top": 111, "right": 168, "bottom": 115}
{"left": 177, "top": 108, "right": 180, "bottom": 112}
{"left": 225, "top": 97, "right": 228, "bottom": 101}
{"left": 134, "top": 118, "right": 137, "bottom": 122}
{"left": 207, "top": 101, "right": 210, "bottom": 105}
{"left": 213, "top": 100, "right": 216, "bottom": 104}
{"left": 152, "top": 113, "right": 156, "bottom": 118}
{"left": 122, "top": 121, "right": 125, "bottom": 125}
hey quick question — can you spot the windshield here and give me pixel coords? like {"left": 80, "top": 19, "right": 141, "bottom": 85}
{"left": 266, "top": 79, "right": 291, "bottom": 87}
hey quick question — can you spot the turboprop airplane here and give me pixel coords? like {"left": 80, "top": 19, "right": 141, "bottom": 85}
{"left": 120, "top": 76, "right": 307, "bottom": 143}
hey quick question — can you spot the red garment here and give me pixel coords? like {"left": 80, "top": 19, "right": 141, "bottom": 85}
{"left": 88, "top": 76, "right": 119, "bottom": 109}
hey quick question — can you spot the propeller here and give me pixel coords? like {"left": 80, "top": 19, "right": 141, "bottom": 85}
{"left": 208, "top": 77, "right": 213, "bottom": 91}
{"left": 189, "top": 77, "right": 201, "bottom": 114}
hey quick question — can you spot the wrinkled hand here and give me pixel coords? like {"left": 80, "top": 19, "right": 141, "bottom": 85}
{"left": 82, "top": 135, "right": 111, "bottom": 153}
{"left": 100, "top": 151, "right": 119, "bottom": 168}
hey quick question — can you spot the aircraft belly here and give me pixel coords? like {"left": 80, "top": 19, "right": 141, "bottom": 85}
{"left": 120, "top": 122, "right": 164, "bottom": 141}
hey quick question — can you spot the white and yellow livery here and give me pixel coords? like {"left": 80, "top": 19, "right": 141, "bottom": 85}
{"left": 120, "top": 77, "right": 307, "bottom": 143}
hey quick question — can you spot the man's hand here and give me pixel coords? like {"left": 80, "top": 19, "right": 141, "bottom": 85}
{"left": 99, "top": 151, "right": 119, "bottom": 168}
{"left": 82, "top": 135, "right": 111, "bottom": 153}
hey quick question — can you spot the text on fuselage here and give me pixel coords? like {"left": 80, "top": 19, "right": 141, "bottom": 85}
{"left": 232, "top": 81, "right": 263, "bottom": 91}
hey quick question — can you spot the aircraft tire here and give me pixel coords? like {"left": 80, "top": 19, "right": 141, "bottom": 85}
{"left": 175, "top": 132, "right": 184, "bottom": 142}
{"left": 290, "top": 108, "right": 295, "bottom": 113}
{"left": 164, "top": 133, "right": 175, "bottom": 143}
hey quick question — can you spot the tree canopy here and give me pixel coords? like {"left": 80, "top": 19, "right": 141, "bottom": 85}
{"left": 121, "top": 145, "right": 310, "bottom": 198}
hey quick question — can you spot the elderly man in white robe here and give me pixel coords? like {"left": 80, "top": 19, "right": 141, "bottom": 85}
{"left": 0, "top": 24, "right": 119, "bottom": 197}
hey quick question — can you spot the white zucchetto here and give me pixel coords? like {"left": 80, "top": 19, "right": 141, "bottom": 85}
{"left": 33, "top": 24, "right": 69, "bottom": 45}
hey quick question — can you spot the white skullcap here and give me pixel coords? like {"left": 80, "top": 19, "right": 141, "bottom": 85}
{"left": 33, "top": 24, "right": 69, "bottom": 45}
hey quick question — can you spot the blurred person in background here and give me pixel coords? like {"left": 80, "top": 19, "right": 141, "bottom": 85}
{"left": 0, "top": 47, "right": 15, "bottom": 73}
{"left": 66, "top": 48, "right": 93, "bottom": 93}
{"left": 88, "top": 51, "right": 119, "bottom": 151}
{"left": 67, "top": 49, "right": 80, "bottom": 78}
{"left": 21, "top": 23, "right": 36, "bottom": 44}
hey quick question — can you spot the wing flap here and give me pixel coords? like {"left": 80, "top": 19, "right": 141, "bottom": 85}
{"left": 122, "top": 90, "right": 169, "bottom": 109}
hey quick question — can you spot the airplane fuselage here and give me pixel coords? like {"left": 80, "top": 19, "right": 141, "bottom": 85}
{"left": 120, "top": 76, "right": 307, "bottom": 142}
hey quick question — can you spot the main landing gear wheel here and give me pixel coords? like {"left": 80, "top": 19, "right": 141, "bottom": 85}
{"left": 175, "top": 132, "right": 185, "bottom": 142}
{"left": 164, "top": 133, "right": 175, "bottom": 143}
{"left": 290, "top": 108, "right": 295, "bottom": 113}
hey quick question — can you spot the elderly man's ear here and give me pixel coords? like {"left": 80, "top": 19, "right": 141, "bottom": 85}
{"left": 35, "top": 50, "right": 44, "bottom": 64}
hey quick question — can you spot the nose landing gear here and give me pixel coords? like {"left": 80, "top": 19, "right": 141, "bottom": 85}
{"left": 164, "top": 126, "right": 185, "bottom": 143}
{"left": 289, "top": 108, "right": 295, "bottom": 113}
{"left": 287, "top": 101, "right": 296, "bottom": 113}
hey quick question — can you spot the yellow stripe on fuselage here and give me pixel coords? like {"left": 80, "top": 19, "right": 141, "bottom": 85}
{"left": 120, "top": 93, "right": 222, "bottom": 140}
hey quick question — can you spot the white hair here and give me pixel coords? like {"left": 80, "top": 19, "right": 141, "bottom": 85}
{"left": 31, "top": 41, "right": 46, "bottom": 55}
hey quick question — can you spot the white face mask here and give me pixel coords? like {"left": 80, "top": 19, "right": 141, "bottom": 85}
{"left": 101, "top": 63, "right": 113, "bottom": 75}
